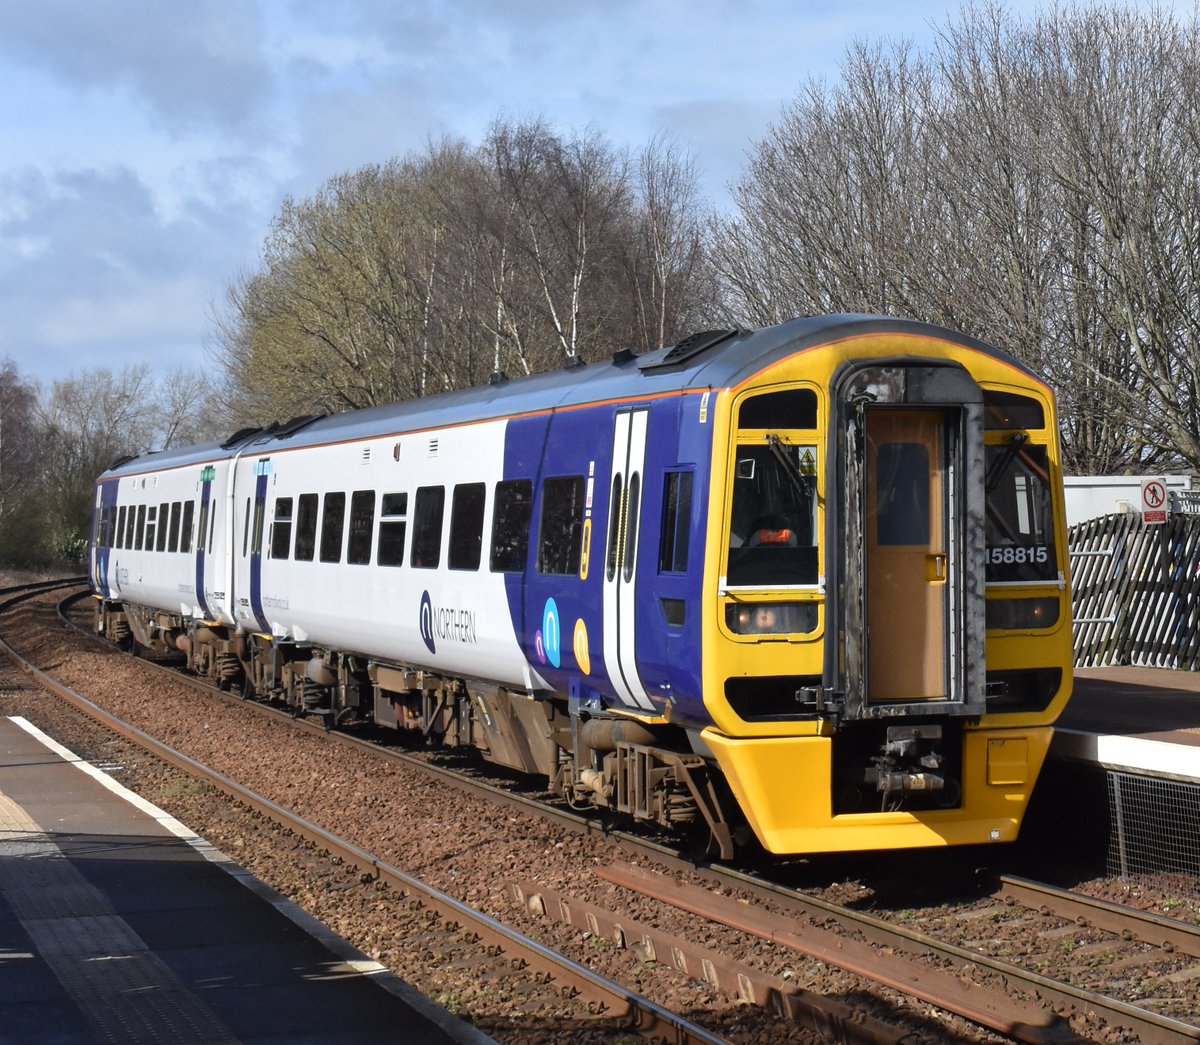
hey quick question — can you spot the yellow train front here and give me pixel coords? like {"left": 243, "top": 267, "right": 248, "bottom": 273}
{"left": 695, "top": 318, "right": 1072, "bottom": 853}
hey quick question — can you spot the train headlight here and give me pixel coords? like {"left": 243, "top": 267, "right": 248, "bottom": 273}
{"left": 726, "top": 602, "right": 817, "bottom": 635}
{"left": 985, "top": 597, "right": 1059, "bottom": 631}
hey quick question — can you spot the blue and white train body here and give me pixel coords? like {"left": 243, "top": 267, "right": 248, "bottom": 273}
{"left": 90, "top": 315, "right": 1074, "bottom": 856}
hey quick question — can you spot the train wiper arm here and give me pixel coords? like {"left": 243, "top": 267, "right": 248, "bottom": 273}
{"left": 985, "top": 432, "right": 1028, "bottom": 494}
{"left": 766, "top": 434, "right": 813, "bottom": 499}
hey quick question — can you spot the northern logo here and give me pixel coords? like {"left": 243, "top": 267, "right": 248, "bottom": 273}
{"left": 419, "top": 591, "right": 436, "bottom": 653}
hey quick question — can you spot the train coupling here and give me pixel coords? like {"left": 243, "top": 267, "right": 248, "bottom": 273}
{"left": 870, "top": 724, "right": 946, "bottom": 794}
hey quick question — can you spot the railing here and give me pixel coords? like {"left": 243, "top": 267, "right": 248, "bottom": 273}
{"left": 1069, "top": 511, "right": 1200, "bottom": 669}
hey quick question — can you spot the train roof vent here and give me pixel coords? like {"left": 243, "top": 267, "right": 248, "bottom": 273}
{"left": 638, "top": 328, "right": 742, "bottom": 371}
{"left": 221, "top": 426, "right": 265, "bottom": 449}
{"left": 273, "top": 413, "right": 325, "bottom": 439}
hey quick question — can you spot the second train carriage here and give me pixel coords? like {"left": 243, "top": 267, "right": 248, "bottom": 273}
{"left": 89, "top": 314, "right": 1074, "bottom": 856}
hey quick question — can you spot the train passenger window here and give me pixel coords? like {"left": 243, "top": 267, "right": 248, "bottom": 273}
{"left": 726, "top": 443, "right": 818, "bottom": 586}
{"left": 411, "top": 486, "right": 445, "bottom": 569}
{"left": 538, "top": 476, "right": 584, "bottom": 576}
{"left": 208, "top": 502, "right": 216, "bottom": 552}
{"left": 116, "top": 506, "right": 127, "bottom": 549}
{"left": 377, "top": 492, "right": 408, "bottom": 566}
{"left": 449, "top": 483, "right": 486, "bottom": 571}
{"left": 491, "top": 480, "right": 532, "bottom": 572}
{"left": 271, "top": 498, "right": 293, "bottom": 559}
{"left": 168, "top": 502, "right": 181, "bottom": 553}
{"left": 985, "top": 442, "right": 1057, "bottom": 582}
{"left": 659, "top": 471, "right": 694, "bottom": 574}
{"left": 157, "top": 502, "right": 169, "bottom": 552}
{"left": 737, "top": 388, "right": 817, "bottom": 430}
{"left": 135, "top": 505, "right": 147, "bottom": 551}
{"left": 320, "top": 492, "right": 346, "bottom": 563}
{"left": 242, "top": 498, "right": 251, "bottom": 556}
{"left": 347, "top": 490, "right": 375, "bottom": 565}
{"left": 180, "top": 501, "right": 194, "bottom": 553}
{"left": 126, "top": 506, "right": 137, "bottom": 548}
{"left": 294, "top": 493, "right": 318, "bottom": 561}
{"left": 145, "top": 506, "right": 156, "bottom": 552}
{"left": 984, "top": 391, "right": 1044, "bottom": 430}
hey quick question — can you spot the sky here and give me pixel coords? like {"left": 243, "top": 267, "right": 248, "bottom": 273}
{"left": 0, "top": 0, "right": 1048, "bottom": 389}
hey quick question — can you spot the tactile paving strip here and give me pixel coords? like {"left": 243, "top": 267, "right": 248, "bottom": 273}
{"left": 0, "top": 790, "right": 239, "bottom": 1043}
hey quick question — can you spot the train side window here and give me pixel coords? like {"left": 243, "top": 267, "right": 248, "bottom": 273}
{"left": 377, "top": 492, "right": 408, "bottom": 566}
{"left": 145, "top": 506, "right": 157, "bottom": 552}
{"left": 347, "top": 490, "right": 375, "bottom": 565}
{"left": 135, "top": 505, "right": 147, "bottom": 550}
{"left": 659, "top": 470, "right": 694, "bottom": 574}
{"left": 449, "top": 483, "right": 486, "bottom": 571}
{"left": 168, "top": 502, "right": 181, "bottom": 553}
{"left": 538, "top": 476, "right": 584, "bottom": 576}
{"left": 208, "top": 502, "right": 216, "bottom": 552}
{"left": 126, "top": 505, "right": 137, "bottom": 548}
{"left": 294, "top": 493, "right": 318, "bottom": 561}
{"left": 271, "top": 498, "right": 293, "bottom": 559}
{"left": 411, "top": 486, "right": 445, "bottom": 569}
{"left": 156, "top": 502, "right": 169, "bottom": 552}
{"left": 320, "top": 492, "right": 346, "bottom": 563}
{"left": 180, "top": 501, "right": 194, "bottom": 553}
{"left": 116, "top": 506, "right": 127, "bottom": 549}
{"left": 491, "top": 480, "right": 532, "bottom": 572}
{"left": 242, "top": 497, "right": 251, "bottom": 556}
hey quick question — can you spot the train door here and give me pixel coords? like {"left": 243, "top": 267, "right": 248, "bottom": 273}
{"left": 865, "top": 409, "right": 950, "bottom": 700}
{"left": 830, "top": 363, "right": 986, "bottom": 720}
{"left": 247, "top": 458, "right": 271, "bottom": 633}
{"left": 602, "top": 408, "right": 656, "bottom": 711}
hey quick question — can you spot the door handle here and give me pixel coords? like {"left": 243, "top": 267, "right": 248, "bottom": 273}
{"left": 926, "top": 553, "right": 947, "bottom": 581}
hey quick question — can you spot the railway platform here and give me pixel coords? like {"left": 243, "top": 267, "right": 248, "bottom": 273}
{"left": 1053, "top": 665, "right": 1200, "bottom": 783}
{"left": 0, "top": 715, "right": 493, "bottom": 1045}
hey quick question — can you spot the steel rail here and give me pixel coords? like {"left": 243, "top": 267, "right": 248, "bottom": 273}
{"left": 992, "top": 872, "right": 1200, "bottom": 959}
{"left": 1, "top": 591, "right": 729, "bottom": 1045}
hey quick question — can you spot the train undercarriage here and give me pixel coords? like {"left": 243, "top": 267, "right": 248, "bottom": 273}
{"left": 97, "top": 599, "right": 742, "bottom": 859}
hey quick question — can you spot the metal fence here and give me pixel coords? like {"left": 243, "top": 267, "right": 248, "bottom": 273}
{"left": 1069, "top": 510, "right": 1200, "bottom": 669}
{"left": 1107, "top": 772, "right": 1200, "bottom": 909}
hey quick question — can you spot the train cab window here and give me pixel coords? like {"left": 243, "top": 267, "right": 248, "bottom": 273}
{"left": 271, "top": 498, "right": 293, "bottom": 559}
{"left": 449, "top": 483, "right": 486, "bottom": 571}
{"left": 156, "top": 502, "right": 169, "bottom": 552}
{"left": 377, "top": 492, "right": 408, "bottom": 566}
{"left": 737, "top": 388, "right": 817, "bottom": 429}
{"left": 411, "top": 486, "right": 445, "bottom": 569}
{"left": 145, "top": 506, "right": 156, "bottom": 552}
{"left": 538, "top": 476, "right": 584, "bottom": 576}
{"left": 168, "top": 502, "right": 181, "bottom": 552}
{"left": 180, "top": 501, "right": 194, "bottom": 553}
{"left": 491, "top": 479, "right": 532, "bottom": 572}
{"left": 347, "top": 490, "right": 375, "bottom": 565}
{"left": 985, "top": 443, "right": 1057, "bottom": 582}
{"left": 320, "top": 492, "right": 346, "bottom": 563}
{"left": 659, "top": 470, "right": 694, "bottom": 574}
{"left": 984, "top": 391, "right": 1044, "bottom": 430}
{"left": 726, "top": 442, "right": 818, "bottom": 586}
{"left": 116, "top": 506, "right": 127, "bottom": 549}
{"left": 135, "top": 505, "right": 147, "bottom": 550}
{"left": 294, "top": 493, "right": 318, "bottom": 561}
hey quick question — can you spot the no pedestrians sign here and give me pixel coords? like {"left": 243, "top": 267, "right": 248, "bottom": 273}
{"left": 1141, "top": 479, "right": 1169, "bottom": 525}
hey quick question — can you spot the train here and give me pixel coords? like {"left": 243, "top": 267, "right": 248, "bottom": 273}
{"left": 88, "top": 314, "right": 1074, "bottom": 857}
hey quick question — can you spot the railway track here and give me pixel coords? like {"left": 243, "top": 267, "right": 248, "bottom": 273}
{"left": 4, "top": 580, "right": 1199, "bottom": 1043}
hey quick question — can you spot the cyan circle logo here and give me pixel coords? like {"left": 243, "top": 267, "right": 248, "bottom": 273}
{"left": 419, "top": 591, "right": 436, "bottom": 654}
{"left": 542, "top": 598, "right": 561, "bottom": 669}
